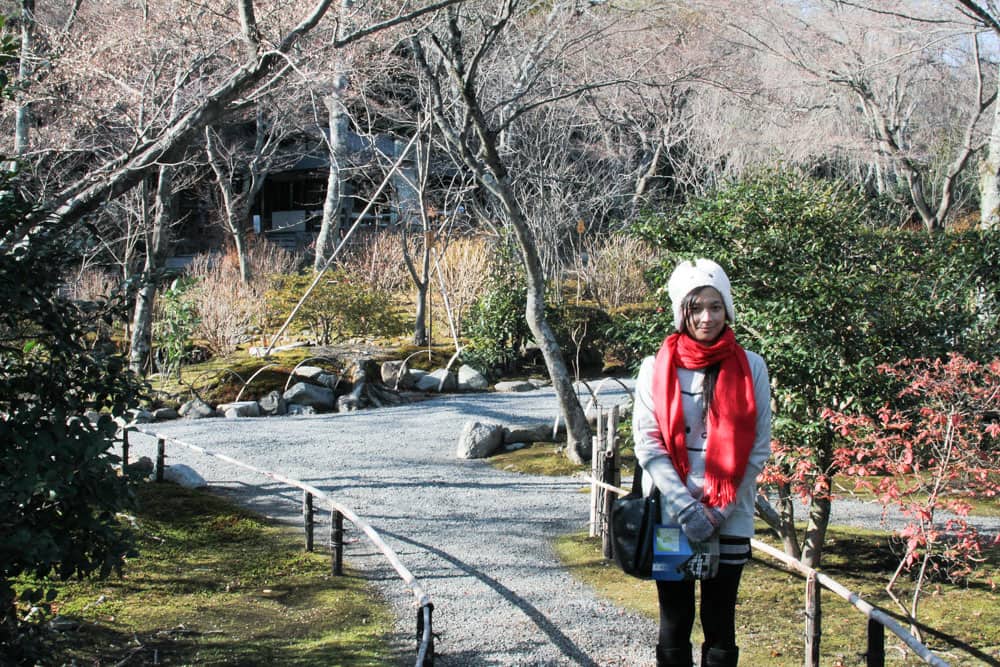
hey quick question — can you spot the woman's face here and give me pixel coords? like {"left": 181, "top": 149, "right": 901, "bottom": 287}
{"left": 684, "top": 287, "right": 726, "bottom": 343}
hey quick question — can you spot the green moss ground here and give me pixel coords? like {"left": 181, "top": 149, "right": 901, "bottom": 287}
{"left": 22, "top": 483, "right": 400, "bottom": 666}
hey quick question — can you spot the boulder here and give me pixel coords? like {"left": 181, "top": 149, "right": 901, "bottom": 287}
{"left": 503, "top": 422, "right": 555, "bottom": 443}
{"left": 258, "top": 390, "right": 287, "bottom": 416}
{"left": 217, "top": 401, "right": 261, "bottom": 418}
{"left": 494, "top": 380, "right": 536, "bottom": 393}
{"left": 457, "top": 365, "right": 489, "bottom": 391}
{"left": 337, "top": 395, "right": 361, "bottom": 412}
{"left": 416, "top": 368, "right": 457, "bottom": 392}
{"left": 381, "top": 360, "right": 405, "bottom": 386}
{"left": 287, "top": 403, "right": 317, "bottom": 416}
{"left": 456, "top": 420, "right": 505, "bottom": 459}
{"left": 179, "top": 398, "right": 217, "bottom": 419}
{"left": 283, "top": 382, "right": 335, "bottom": 410}
{"left": 152, "top": 407, "right": 179, "bottom": 421}
{"left": 315, "top": 372, "right": 341, "bottom": 390}
{"left": 292, "top": 365, "right": 326, "bottom": 380}
{"left": 382, "top": 360, "right": 426, "bottom": 390}
{"left": 163, "top": 463, "right": 207, "bottom": 489}
{"left": 126, "top": 456, "right": 155, "bottom": 478}
{"left": 124, "top": 408, "right": 153, "bottom": 424}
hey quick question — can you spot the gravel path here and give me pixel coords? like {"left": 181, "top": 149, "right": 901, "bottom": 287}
{"left": 124, "top": 382, "right": 1000, "bottom": 666}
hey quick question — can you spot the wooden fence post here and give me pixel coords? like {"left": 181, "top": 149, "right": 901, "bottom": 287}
{"left": 866, "top": 617, "right": 885, "bottom": 667}
{"left": 601, "top": 406, "right": 619, "bottom": 559}
{"left": 330, "top": 509, "right": 344, "bottom": 576}
{"left": 121, "top": 428, "right": 130, "bottom": 473}
{"left": 155, "top": 438, "right": 165, "bottom": 482}
{"left": 805, "top": 571, "right": 821, "bottom": 667}
{"left": 303, "top": 492, "right": 314, "bottom": 552}
{"left": 589, "top": 406, "right": 604, "bottom": 537}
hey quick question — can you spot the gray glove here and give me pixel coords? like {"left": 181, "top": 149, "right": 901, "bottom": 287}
{"left": 677, "top": 501, "right": 717, "bottom": 542}
{"left": 705, "top": 506, "right": 725, "bottom": 529}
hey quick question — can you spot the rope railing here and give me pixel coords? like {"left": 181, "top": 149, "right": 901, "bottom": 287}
{"left": 124, "top": 426, "right": 435, "bottom": 666}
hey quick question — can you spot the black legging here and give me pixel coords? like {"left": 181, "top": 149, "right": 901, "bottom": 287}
{"left": 655, "top": 563, "right": 744, "bottom": 650}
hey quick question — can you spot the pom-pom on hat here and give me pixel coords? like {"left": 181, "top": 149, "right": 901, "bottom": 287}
{"left": 667, "top": 258, "right": 736, "bottom": 331}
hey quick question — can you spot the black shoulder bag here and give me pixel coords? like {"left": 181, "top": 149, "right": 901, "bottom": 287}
{"left": 610, "top": 465, "right": 660, "bottom": 579}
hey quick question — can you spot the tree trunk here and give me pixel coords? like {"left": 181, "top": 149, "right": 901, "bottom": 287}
{"left": 314, "top": 78, "right": 349, "bottom": 271}
{"left": 980, "top": 62, "right": 1000, "bottom": 231}
{"left": 800, "top": 430, "right": 834, "bottom": 569}
{"left": 392, "top": 137, "right": 428, "bottom": 345}
{"left": 776, "top": 481, "right": 802, "bottom": 560}
{"left": 128, "top": 280, "right": 157, "bottom": 375}
{"left": 129, "top": 69, "right": 182, "bottom": 375}
{"left": 128, "top": 163, "right": 175, "bottom": 374}
{"left": 314, "top": 1, "right": 354, "bottom": 271}
{"left": 232, "top": 220, "right": 251, "bottom": 283}
{"left": 14, "top": 0, "right": 34, "bottom": 155}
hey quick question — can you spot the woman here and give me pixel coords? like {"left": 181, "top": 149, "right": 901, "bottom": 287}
{"left": 632, "top": 259, "right": 771, "bottom": 667}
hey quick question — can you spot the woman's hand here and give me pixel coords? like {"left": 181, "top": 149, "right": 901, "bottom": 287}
{"left": 677, "top": 501, "right": 718, "bottom": 542}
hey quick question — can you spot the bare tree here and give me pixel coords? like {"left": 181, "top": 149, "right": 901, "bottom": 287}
{"left": 953, "top": 0, "right": 1000, "bottom": 230}
{"left": 205, "top": 105, "right": 293, "bottom": 283}
{"left": 2, "top": 0, "right": 463, "bottom": 246}
{"left": 715, "top": 0, "right": 993, "bottom": 231}
{"left": 409, "top": 1, "right": 640, "bottom": 462}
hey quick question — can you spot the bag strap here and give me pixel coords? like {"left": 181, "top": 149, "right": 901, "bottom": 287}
{"left": 630, "top": 463, "right": 643, "bottom": 494}
{"left": 631, "top": 464, "right": 660, "bottom": 500}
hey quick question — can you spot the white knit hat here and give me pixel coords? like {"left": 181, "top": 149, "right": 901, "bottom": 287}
{"left": 667, "top": 258, "right": 736, "bottom": 331}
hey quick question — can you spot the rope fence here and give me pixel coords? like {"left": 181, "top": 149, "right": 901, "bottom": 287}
{"left": 123, "top": 426, "right": 435, "bottom": 666}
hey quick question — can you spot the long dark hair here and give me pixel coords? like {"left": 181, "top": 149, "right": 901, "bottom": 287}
{"left": 679, "top": 287, "right": 731, "bottom": 416}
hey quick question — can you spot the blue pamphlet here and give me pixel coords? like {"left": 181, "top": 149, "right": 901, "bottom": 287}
{"left": 652, "top": 525, "right": 719, "bottom": 581}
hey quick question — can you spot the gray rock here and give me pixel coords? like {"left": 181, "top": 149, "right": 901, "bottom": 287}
{"left": 528, "top": 378, "right": 550, "bottom": 389}
{"left": 258, "top": 390, "right": 287, "bottom": 416}
{"left": 416, "top": 368, "right": 457, "bottom": 392}
{"left": 456, "top": 420, "right": 504, "bottom": 459}
{"left": 283, "top": 382, "right": 335, "bottom": 410}
{"left": 163, "top": 463, "right": 207, "bottom": 489}
{"left": 179, "top": 398, "right": 217, "bottom": 419}
{"left": 126, "top": 456, "right": 154, "bottom": 477}
{"left": 503, "top": 441, "right": 529, "bottom": 452}
{"left": 494, "top": 380, "right": 536, "bottom": 393}
{"left": 152, "top": 407, "right": 179, "bottom": 421}
{"left": 315, "top": 372, "right": 341, "bottom": 390}
{"left": 381, "top": 360, "right": 405, "bottom": 385}
{"left": 126, "top": 408, "right": 153, "bottom": 424}
{"left": 218, "top": 401, "right": 261, "bottom": 418}
{"left": 503, "top": 422, "right": 555, "bottom": 443}
{"left": 287, "top": 403, "right": 317, "bottom": 416}
{"left": 292, "top": 365, "right": 326, "bottom": 380}
{"left": 457, "top": 364, "right": 489, "bottom": 391}
{"left": 337, "top": 395, "right": 362, "bottom": 412}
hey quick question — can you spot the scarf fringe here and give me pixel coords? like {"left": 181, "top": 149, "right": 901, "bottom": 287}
{"left": 703, "top": 479, "right": 738, "bottom": 509}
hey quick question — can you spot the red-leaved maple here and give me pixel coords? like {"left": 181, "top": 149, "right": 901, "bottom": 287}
{"left": 824, "top": 354, "right": 999, "bottom": 633}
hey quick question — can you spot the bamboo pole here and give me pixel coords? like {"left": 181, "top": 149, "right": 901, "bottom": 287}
{"left": 805, "top": 571, "right": 821, "bottom": 667}
{"left": 751, "top": 539, "right": 948, "bottom": 666}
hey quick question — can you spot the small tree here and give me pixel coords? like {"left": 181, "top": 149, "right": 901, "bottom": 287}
{"left": 0, "top": 170, "right": 142, "bottom": 659}
{"left": 825, "top": 354, "right": 1000, "bottom": 636}
{"left": 265, "top": 270, "right": 406, "bottom": 345}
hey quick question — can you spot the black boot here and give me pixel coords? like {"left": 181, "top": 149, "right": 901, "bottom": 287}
{"left": 701, "top": 645, "right": 739, "bottom": 667}
{"left": 657, "top": 642, "right": 693, "bottom": 667}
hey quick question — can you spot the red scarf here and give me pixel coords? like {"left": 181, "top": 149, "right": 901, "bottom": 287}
{"left": 651, "top": 328, "right": 757, "bottom": 507}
